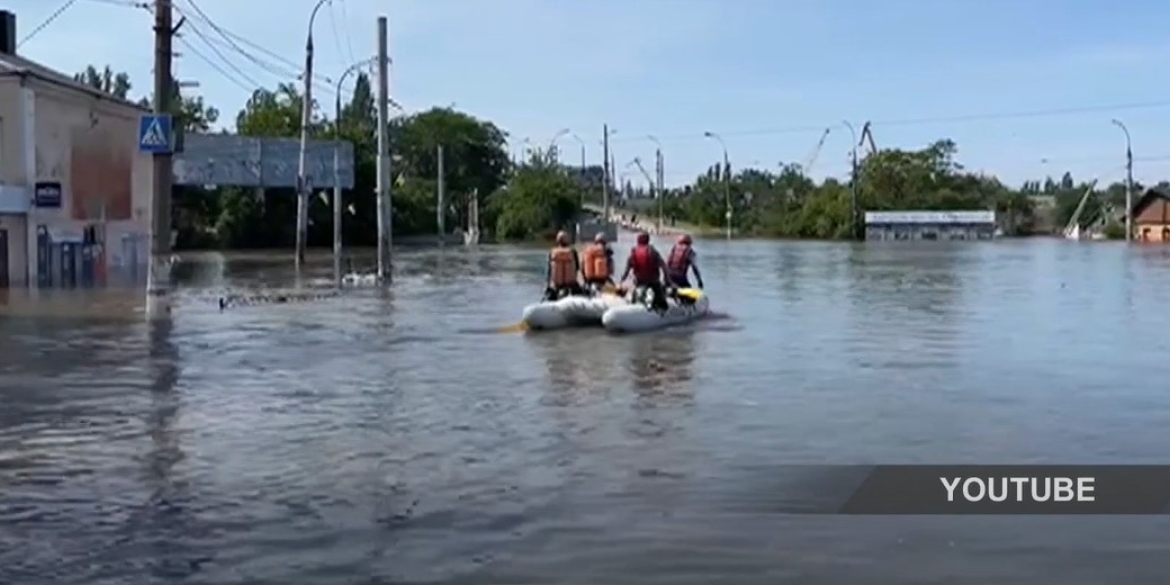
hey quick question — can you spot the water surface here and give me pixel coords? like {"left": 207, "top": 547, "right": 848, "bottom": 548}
{"left": 3, "top": 235, "right": 1170, "bottom": 584}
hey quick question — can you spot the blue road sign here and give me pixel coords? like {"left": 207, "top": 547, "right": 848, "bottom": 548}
{"left": 138, "top": 114, "right": 173, "bottom": 154}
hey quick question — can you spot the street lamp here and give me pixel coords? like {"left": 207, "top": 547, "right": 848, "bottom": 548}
{"left": 703, "top": 131, "right": 731, "bottom": 240}
{"left": 331, "top": 56, "right": 375, "bottom": 283}
{"left": 548, "top": 128, "right": 569, "bottom": 162}
{"left": 295, "top": 0, "right": 332, "bottom": 268}
{"left": 570, "top": 133, "right": 586, "bottom": 206}
{"left": 648, "top": 135, "right": 664, "bottom": 233}
{"left": 1112, "top": 118, "right": 1134, "bottom": 242}
{"left": 842, "top": 120, "right": 859, "bottom": 239}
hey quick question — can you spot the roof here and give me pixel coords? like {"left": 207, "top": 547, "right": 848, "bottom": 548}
{"left": 1131, "top": 189, "right": 1170, "bottom": 218}
{"left": 0, "top": 52, "right": 148, "bottom": 112}
{"left": 864, "top": 210, "right": 996, "bottom": 225}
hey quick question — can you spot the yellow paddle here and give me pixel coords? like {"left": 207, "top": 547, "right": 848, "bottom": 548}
{"left": 675, "top": 287, "right": 702, "bottom": 301}
{"left": 497, "top": 321, "right": 529, "bottom": 333}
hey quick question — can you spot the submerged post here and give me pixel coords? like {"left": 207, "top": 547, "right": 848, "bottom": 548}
{"left": 437, "top": 144, "right": 445, "bottom": 244}
{"left": 375, "top": 16, "right": 392, "bottom": 282}
{"left": 146, "top": 0, "right": 175, "bottom": 319}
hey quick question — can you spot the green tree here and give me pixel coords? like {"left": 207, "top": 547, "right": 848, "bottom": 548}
{"left": 74, "top": 65, "right": 131, "bottom": 99}
{"left": 388, "top": 107, "right": 511, "bottom": 236}
{"left": 492, "top": 149, "right": 583, "bottom": 240}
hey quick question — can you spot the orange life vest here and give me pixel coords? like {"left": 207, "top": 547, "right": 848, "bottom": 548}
{"left": 629, "top": 245, "right": 660, "bottom": 284}
{"left": 549, "top": 247, "right": 578, "bottom": 287}
{"left": 666, "top": 244, "right": 692, "bottom": 277}
{"left": 581, "top": 243, "right": 610, "bottom": 280}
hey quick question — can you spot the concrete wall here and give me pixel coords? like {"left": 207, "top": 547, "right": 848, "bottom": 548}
{"left": 0, "top": 75, "right": 152, "bottom": 287}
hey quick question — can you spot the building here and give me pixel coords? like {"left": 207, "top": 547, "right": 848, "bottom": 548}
{"left": 0, "top": 10, "right": 153, "bottom": 289}
{"left": 864, "top": 210, "right": 998, "bottom": 241}
{"left": 1132, "top": 189, "right": 1170, "bottom": 243}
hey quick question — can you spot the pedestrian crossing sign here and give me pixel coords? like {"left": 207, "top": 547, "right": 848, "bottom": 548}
{"left": 138, "top": 114, "right": 173, "bottom": 154}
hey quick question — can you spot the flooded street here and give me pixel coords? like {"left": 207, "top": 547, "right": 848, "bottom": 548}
{"left": 3, "top": 233, "right": 1170, "bottom": 584}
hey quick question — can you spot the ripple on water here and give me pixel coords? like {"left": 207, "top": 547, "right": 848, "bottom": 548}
{"left": 4, "top": 242, "right": 1170, "bottom": 584}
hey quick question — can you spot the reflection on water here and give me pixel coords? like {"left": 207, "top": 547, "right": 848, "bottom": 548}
{"left": 626, "top": 328, "right": 697, "bottom": 396}
{"left": 5, "top": 240, "right": 1170, "bottom": 584}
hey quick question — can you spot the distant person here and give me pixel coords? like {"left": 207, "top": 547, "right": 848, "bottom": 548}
{"left": 581, "top": 232, "right": 615, "bottom": 293}
{"left": 544, "top": 231, "right": 583, "bottom": 300}
{"left": 620, "top": 232, "right": 669, "bottom": 311}
{"left": 665, "top": 234, "right": 704, "bottom": 289}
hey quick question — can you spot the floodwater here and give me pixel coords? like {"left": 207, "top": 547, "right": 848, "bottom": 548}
{"left": 3, "top": 234, "right": 1170, "bottom": 585}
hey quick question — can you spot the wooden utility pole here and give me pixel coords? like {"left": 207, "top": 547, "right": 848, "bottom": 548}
{"left": 146, "top": 0, "right": 176, "bottom": 319}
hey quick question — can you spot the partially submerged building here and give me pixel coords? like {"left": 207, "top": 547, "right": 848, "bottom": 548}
{"left": 864, "top": 210, "right": 997, "bottom": 241}
{"left": 1132, "top": 189, "right": 1170, "bottom": 243}
{"left": 0, "top": 10, "right": 153, "bottom": 288}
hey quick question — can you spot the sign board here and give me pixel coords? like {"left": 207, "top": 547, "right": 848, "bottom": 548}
{"left": 138, "top": 114, "right": 174, "bottom": 154}
{"left": 864, "top": 210, "right": 996, "bottom": 225}
{"left": 33, "top": 181, "right": 62, "bottom": 207}
{"left": 172, "top": 134, "right": 355, "bottom": 189}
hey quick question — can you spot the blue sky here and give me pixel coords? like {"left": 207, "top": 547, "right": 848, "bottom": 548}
{"left": 11, "top": 0, "right": 1170, "bottom": 188}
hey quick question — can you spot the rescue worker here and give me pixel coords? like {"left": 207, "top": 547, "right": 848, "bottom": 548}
{"left": 580, "top": 232, "right": 615, "bottom": 293}
{"left": 665, "top": 234, "right": 704, "bottom": 289}
{"left": 544, "top": 230, "right": 583, "bottom": 300}
{"left": 620, "top": 232, "right": 670, "bottom": 311}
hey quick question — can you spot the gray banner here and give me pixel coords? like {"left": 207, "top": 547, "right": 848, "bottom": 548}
{"left": 839, "top": 465, "right": 1170, "bottom": 515}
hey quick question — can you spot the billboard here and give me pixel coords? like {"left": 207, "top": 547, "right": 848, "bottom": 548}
{"left": 173, "top": 134, "right": 355, "bottom": 189}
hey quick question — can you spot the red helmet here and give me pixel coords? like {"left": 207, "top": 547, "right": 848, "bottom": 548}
{"left": 636, "top": 233, "right": 650, "bottom": 245}
{"left": 677, "top": 234, "right": 692, "bottom": 245}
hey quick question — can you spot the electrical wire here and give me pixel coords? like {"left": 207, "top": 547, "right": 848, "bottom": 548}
{"left": 181, "top": 19, "right": 263, "bottom": 93}
{"left": 177, "top": 36, "right": 255, "bottom": 94}
{"left": 327, "top": 1, "right": 349, "bottom": 69}
{"left": 338, "top": 0, "right": 357, "bottom": 65}
{"left": 18, "top": 0, "right": 80, "bottom": 48}
{"left": 611, "top": 100, "right": 1170, "bottom": 144}
{"left": 178, "top": 0, "right": 340, "bottom": 97}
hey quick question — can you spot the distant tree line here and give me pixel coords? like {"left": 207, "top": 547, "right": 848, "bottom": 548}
{"left": 75, "top": 64, "right": 1157, "bottom": 246}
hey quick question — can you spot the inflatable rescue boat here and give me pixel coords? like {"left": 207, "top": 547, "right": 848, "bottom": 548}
{"left": 601, "top": 287, "right": 710, "bottom": 333}
{"left": 521, "top": 291, "right": 628, "bottom": 330}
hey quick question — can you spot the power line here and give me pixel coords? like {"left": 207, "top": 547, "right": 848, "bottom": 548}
{"left": 338, "top": 0, "right": 357, "bottom": 65}
{"left": 326, "top": 1, "right": 349, "bottom": 69}
{"left": 610, "top": 100, "right": 1170, "bottom": 144}
{"left": 177, "top": 0, "right": 339, "bottom": 95}
{"left": 177, "top": 35, "right": 255, "bottom": 94}
{"left": 18, "top": 0, "right": 80, "bottom": 48}
{"left": 181, "top": 19, "right": 263, "bottom": 92}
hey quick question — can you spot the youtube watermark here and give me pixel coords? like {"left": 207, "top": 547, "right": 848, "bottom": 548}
{"left": 835, "top": 465, "right": 1170, "bottom": 514}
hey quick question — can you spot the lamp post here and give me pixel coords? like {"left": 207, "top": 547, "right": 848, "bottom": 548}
{"left": 1111, "top": 118, "right": 1134, "bottom": 242}
{"left": 331, "top": 57, "right": 373, "bottom": 283}
{"left": 569, "top": 133, "right": 586, "bottom": 206}
{"left": 295, "top": 0, "right": 331, "bottom": 268}
{"left": 703, "top": 131, "right": 731, "bottom": 240}
{"left": 548, "top": 128, "right": 569, "bottom": 163}
{"left": 842, "top": 120, "right": 859, "bottom": 239}
{"left": 648, "top": 135, "right": 664, "bottom": 233}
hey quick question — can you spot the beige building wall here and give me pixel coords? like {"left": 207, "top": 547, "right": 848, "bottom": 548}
{"left": 0, "top": 65, "right": 154, "bottom": 288}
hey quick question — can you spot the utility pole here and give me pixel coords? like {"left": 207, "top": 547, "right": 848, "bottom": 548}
{"left": 331, "top": 111, "right": 342, "bottom": 284}
{"left": 655, "top": 148, "right": 664, "bottom": 233}
{"left": 601, "top": 124, "right": 611, "bottom": 230}
{"left": 437, "top": 144, "right": 445, "bottom": 244}
{"left": 375, "top": 16, "right": 392, "bottom": 281}
{"left": 843, "top": 121, "right": 859, "bottom": 240}
{"left": 1112, "top": 118, "right": 1134, "bottom": 242}
{"left": 146, "top": 0, "right": 176, "bottom": 319}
